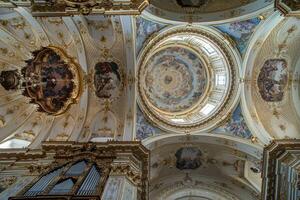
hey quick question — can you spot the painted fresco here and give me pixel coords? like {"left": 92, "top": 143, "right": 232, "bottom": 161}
{"left": 136, "top": 106, "right": 162, "bottom": 140}
{"left": 257, "top": 59, "right": 288, "bottom": 102}
{"left": 136, "top": 17, "right": 166, "bottom": 54}
{"left": 282, "top": 0, "right": 300, "bottom": 11}
{"left": 21, "top": 47, "right": 79, "bottom": 115}
{"left": 144, "top": 46, "right": 207, "bottom": 112}
{"left": 215, "top": 17, "right": 261, "bottom": 54}
{"left": 212, "top": 104, "right": 252, "bottom": 139}
{"left": 175, "top": 147, "right": 202, "bottom": 170}
{"left": 176, "top": 0, "right": 209, "bottom": 7}
{"left": 94, "top": 61, "right": 122, "bottom": 99}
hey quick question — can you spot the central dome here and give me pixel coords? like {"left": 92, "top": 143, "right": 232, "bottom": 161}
{"left": 144, "top": 46, "right": 208, "bottom": 113}
{"left": 137, "top": 26, "right": 241, "bottom": 133}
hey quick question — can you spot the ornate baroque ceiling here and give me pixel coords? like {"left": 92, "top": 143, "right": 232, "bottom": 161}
{"left": 0, "top": 10, "right": 136, "bottom": 148}
{"left": 0, "top": 1, "right": 299, "bottom": 199}
{"left": 137, "top": 26, "right": 240, "bottom": 133}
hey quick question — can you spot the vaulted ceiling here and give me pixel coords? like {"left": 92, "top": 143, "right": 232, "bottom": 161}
{"left": 0, "top": 1, "right": 299, "bottom": 199}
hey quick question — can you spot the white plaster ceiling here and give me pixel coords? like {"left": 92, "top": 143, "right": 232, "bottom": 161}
{"left": 242, "top": 13, "right": 300, "bottom": 142}
{"left": 0, "top": 9, "right": 136, "bottom": 148}
{"left": 145, "top": 134, "right": 261, "bottom": 200}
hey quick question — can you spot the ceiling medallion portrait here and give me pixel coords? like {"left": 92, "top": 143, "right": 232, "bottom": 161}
{"left": 0, "top": 46, "right": 82, "bottom": 115}
{"left": 137, "top": 26, "right": 240, "bottom": 133}
{"left": 92, "top": 59, "right": 124, "bottom": 102}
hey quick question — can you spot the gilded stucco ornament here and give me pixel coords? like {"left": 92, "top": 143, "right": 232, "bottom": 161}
{"left": 0, "top": 176, "right": 17, "bottom": 193}
{"left": 137, "top": 26, "right": 240, "bottom": 133}
{"left": 30, "top": 0, "right": 149, "bottom": 16}
{"left": 0, "top": 0, "right": 149, "bottom": 15}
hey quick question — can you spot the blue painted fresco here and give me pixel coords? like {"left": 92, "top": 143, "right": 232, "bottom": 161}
{"left": 212, "top": 104, "right": 252, "bottom": 139}
{"left": 136, "top": 105, "right": 162, "bottom": 140}
{"left": 215, "top": 17, "right": 261, "bottom": 54}
{"left": 136, "top": 17, "right": 166, "bottom": 55}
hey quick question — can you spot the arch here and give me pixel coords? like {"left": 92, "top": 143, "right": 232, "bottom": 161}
{"left": 143, "top": 133, "right": 263, "bottom": 159}
{"left": 160, "top": 187, "right": 239, "bottom": 200}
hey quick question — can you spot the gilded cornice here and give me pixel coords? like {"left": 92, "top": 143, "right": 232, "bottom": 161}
{"left": 0, "top": 0, "right": 149, "bottom": 16}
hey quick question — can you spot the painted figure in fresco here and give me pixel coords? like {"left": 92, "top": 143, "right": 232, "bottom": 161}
{"left": 20, "top": 48, "right": 76, "bottom": 114}
{"left": 257, "top": 59, "right": 288, "bottom": 102}
{"left": 94, "top": 62, "right": 121, "bottom": 99}
{"left": 176, "top": 0, "right": 209, "bottom": 7}
{"left": 175, "top": 147, "right": 202, "bottom": 170}
{"left": 283, "top": 0, "right": 300, "bottom": 11}
{"left": 223, "top": 105, "right": 252, "bottom": 139}
{"left": 215, "top": 18, "right": 261, "bottom": 54}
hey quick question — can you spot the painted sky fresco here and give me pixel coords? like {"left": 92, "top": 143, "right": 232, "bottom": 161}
{"left": 135, "top": 17, "right": 166, "bottom": 55}
{"left": 215, "top": 17, "right": 261, "bottom": 55}
{"left": 136, "top": 16, "right": 261, "bottom": 57}
{"left": 212, "top": 104, "right": 253, "bottom": 139}
{"left": 136, "top": 105, "right": 162, "bottom": 140}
